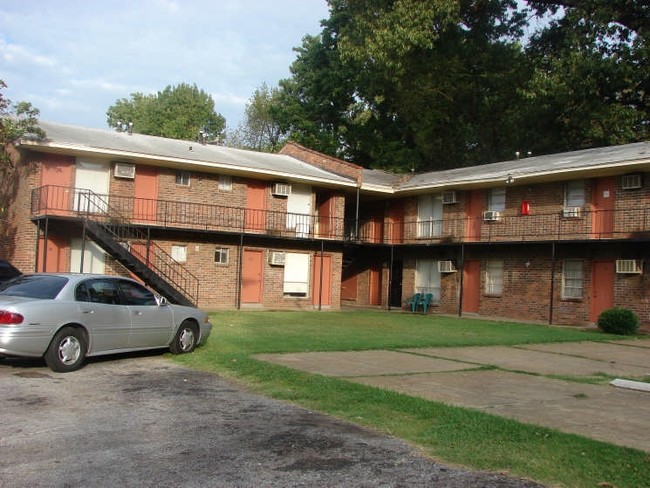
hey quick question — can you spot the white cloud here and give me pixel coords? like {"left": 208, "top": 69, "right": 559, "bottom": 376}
{"left": 0, "top": 0, "right": 330, "bottom": 129}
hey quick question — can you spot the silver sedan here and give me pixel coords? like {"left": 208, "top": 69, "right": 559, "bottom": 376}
{"left": 0, "top": 273, "right": 212, "bottom": 372}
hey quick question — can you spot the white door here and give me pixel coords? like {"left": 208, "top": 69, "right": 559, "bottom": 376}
{"left": 417, "top": 194, "right": 443, "bottom": 238}
{"left": 74, "top": 158, "right": 110, "bottom": 212}
{"left": 286, "top": 184, "right": 312, "bottom": 237}
{"left": 70, "top": 239, "right": 106, "bottom": 274}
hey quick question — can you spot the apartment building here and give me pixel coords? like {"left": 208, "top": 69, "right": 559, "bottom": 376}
{"left": 2, "top": 121, "right": 649, "bottom": 326}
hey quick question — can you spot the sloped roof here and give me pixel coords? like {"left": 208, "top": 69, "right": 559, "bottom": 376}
{"left": 398, "top": 142, "right": 650, "bottom": 193}
{"left": 20, "top": 121, "right": 357, "bottom": 187}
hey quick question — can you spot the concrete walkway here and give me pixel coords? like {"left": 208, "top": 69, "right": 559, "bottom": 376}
{"left": 255, "top": 339, "right": 650, "bottom": 452}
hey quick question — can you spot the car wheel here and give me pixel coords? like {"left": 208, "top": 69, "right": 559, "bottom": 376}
{"left": 170, "top": 320, "right": 199, "bottom": 354}
{"left": 44, "top": 326, "right": 88, "bottom": 373}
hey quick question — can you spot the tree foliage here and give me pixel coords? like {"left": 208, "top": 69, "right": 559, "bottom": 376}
{"left": 0, "top": 79, "right": 44, "bottom": 171}
{"left": 227, "top": 83, "right": 287, "bottom": 152}
{"left": 267, "top": 0, "right": 649, "bottom": 171}
{"left": 106, "top": 83, "right": 226, "bottom": 142}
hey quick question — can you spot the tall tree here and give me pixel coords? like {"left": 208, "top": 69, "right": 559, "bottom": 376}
{"left": 227, "top": 83, "right": 287, "bottom": 152}
{"left": 106, "top": 83, "right": 226, "bottom": 142}
{"left": 273, "top": 0, "right": 648, "bottom": 172}
{"left": 521, "top": 0, "right": 649, "bottom": 154}
{"left": 0, "top": 79, "right": 44, "bottom": 171}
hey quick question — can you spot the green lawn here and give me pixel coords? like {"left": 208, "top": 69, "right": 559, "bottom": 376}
{"left": 174, "top": 311, "right": 649, "bottom": 488}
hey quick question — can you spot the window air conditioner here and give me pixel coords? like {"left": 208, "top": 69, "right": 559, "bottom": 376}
{"left": 114, "top": 162, "right": 136, "bottom": 179}
{"left": 621, "top": 174, "right": 642, "bottom": 190}
{"left": 268, "top": 251, "right": 286, "bottom": 266}
{"left": 271, "top": 182, "right": 291, "bottom": 197}
{"left": 562, "top": 207, "right": 582, "bottom": 218}
{"left": 483, "top": 210, "right": 501, "bottom": 222}
{"left": 441, "top": 191, "right": 457, "bottom": 204}
{"left": 615, "top": 260, "right": 642, "bottom": 274}
{"left": 438, "top": 260, "right": 457, "bottom": 273}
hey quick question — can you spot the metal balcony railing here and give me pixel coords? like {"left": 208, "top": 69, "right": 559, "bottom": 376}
{"left": 31, "top": 186, "right": 199, "bottom": 305}
{"left": 31, "top": 185, "right": 650, "bottom": 247}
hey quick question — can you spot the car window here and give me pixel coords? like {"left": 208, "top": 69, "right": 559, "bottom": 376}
{"left": 117, "top": 280, "right": 157, "bottom": 306}
{"left": 81, "top": 279, "right": 122, "bottom": 305}
{"left": 0, "top": 275, "right": 68, "bottom": 299}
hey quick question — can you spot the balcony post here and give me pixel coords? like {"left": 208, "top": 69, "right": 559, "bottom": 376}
{"left": 458, "top": 242, "right": 465, "bottom": 317}
{"left": 548, "top": 241, "right": 556, "bottom": 325}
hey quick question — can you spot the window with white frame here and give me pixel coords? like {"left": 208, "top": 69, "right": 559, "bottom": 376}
{"left": 417, "top": 195, "right": 443, "bottom": 238}
{"left": 175, "top": 171, "right": 190, "bottom": 186}
{"left": 484, "top": 259, "right": 504, "bottom": 295}
{"left": 214, "top": 247, "right": 229, "bottom": 265}
{"left": 171, "top": 245, "right": 187, "bottom": 263}
{"left": 488, "top": 188, "right": 506, "bottom": 212}
{"left": 283, "top": 252, "right": 310, "bottom": 297}
{"left": 415, "top": 259, "right": 441, "bottom": 303}
{"left": 218, "top": 175, "right": 233, "bottom": 191}
{"left": 562, "top": 260, "right": 583, "bottom": 299}
{"left": 564, "top": 180, "right": 585, "bottom": 207}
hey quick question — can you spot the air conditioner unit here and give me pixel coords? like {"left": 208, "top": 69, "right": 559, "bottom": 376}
{"left": 441, "top": 191, "right": 457, "bottom": 204}
{"left": 114, "top": 162, "right": 136, "bottom": 179}
{"left": 483, "top": 210, "right": 501, "bottom": 222}
{"left": 267, "top": 251, "right": 286, "bottom": 266}
{"left": 271, "top": 182, "right": 291, "bottom": 197}
{"left": 438, "top": 260, "right": 457, "bottom": 273}
{"left": 615, "top": 259, "right": 643, "bottom": 274}
{"left": 562, "top": 207, "right": 582, "bottom": 218}
{"left": 621, "top": 174, "right": 642, "bottom": 190}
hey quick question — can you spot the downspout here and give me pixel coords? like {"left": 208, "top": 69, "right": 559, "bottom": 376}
{"left": 388, "top": 245, "right": 394, "bottom": 310}
{"left": 42, "top": 216, "right": 49, "bottom": 272}
{"left": 549, "top": 241, "right": 556, "bottom": 325}
{"left": 80, "top": 220, "right": 87, "bottom": 272}
{"left": 458, "top": 242, "right": 465, "bottom": 317}
{"left": 355, "top": 187, "right": 360, "bottom": 239}
{"left": 34, "top": 220, "right": 42, "bottom": 272}
{"left": 318, "top": 240, "right": 324, "bottom": 311}
{"left": 236, "top": 231, "right": 244, "bottom": 310}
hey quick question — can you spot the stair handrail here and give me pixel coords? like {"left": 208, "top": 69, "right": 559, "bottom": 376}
{"left": 75, "top": 190, "right": 200, "bottom": 305}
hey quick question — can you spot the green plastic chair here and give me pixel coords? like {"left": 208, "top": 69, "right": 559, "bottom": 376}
{"left": 419, "top": 293, "right": 434, "bottom": 314}
{"left": 406, "top": 293, "right": 421, "bottom": 312}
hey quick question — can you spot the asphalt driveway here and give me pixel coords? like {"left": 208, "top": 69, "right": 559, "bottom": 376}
{"left": 256, "top": 339, "right": 650, "bottom": 452}
{"left": 0, "top": 354, "right": 542, "bottom": 488}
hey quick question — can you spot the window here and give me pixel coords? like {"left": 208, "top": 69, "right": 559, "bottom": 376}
{"left": 488, "top": 188, "right": 506, "bottom": 212}
{"left": 415, "top": 259, "right": 441, "bottom": 303}
{"left": 565, "top": 180, "right": 585, "bottom": 207}
{"left": 283, "top": 252, "right": 310, "bottom": 296}
{"left": 80, "top": 279, "right": 121, "bottom": 305}
{"left": 117, "top": 280, "right": 157, "bottom": 306}
{"left": 175, "top": 171, "right": 190, "bottom": 186}
{"left": 562, "top": 260, "right": 583, "bottom": 299}
{"left": 214, "top": 247, "right": 229, "bottom": 265}
{"left": 484, "top": 259, "right": 504, "bottom": 295}
{"left": 218, "top": 175, "right": 233, "bottom": 191}
{"left": 417, "top": 195, "right": 443, "bottom": 238}
{"left": 171, "top": 245, "right": 187, "bottom": 263}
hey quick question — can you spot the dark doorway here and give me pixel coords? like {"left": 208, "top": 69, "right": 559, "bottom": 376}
{"left": 389, "top": 260, "right": 403, "bottom": 308}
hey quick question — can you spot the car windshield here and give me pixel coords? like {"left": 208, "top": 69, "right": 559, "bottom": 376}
{"left": 0, "top": 275, "right": 68, "bottom": 299}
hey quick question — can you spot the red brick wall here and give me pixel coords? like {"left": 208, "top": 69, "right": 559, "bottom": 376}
{"left": 279, "top": 142, "right": 363, "bottom": 183}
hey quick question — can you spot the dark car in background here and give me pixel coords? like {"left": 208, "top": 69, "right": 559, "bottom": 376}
{"left": 0, "top": 260, "right": 21, "bottom": 283}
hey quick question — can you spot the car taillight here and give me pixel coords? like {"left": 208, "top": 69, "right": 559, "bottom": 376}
{"left": 0, "top": 310, "right": 24, "bottom": 325}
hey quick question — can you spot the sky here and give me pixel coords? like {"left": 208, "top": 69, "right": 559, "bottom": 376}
{"left": 0, "top": 0, "right": 330, "bottom": 132}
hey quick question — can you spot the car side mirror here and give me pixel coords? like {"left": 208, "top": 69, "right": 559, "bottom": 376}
{"left": 157, "top": 296, "right": 168, "bottom": 306}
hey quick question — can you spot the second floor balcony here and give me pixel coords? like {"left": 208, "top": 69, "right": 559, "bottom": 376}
{"left": 31, "top": 185, "right": 650, "bottom": 246}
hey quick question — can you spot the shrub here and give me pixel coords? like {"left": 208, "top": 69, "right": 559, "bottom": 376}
{"left": 597, "top": 307, "right": 639, "bottom": 335}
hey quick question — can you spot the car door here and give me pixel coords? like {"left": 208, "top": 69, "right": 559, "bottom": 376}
{"left": 116, "top": 280, "right": 175, "bottom": 348}
{"left": 76, "top": 279, "right": 132, "bottom": 352}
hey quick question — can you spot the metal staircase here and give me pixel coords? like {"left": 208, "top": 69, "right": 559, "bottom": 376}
{"left": 76, "top": 191, "right": 199, "bottom": 306}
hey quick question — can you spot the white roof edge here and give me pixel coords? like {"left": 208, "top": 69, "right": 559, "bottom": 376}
{"left": 20, "top": 139, "right": 358, "bottom": 188}
{"left": 396, "top": 157, "right": 650, "bottom": 192}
